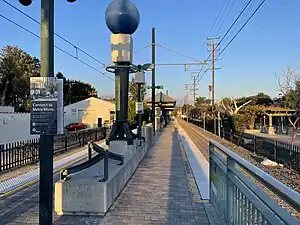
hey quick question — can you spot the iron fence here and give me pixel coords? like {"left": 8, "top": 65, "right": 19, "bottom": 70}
{"left": 0, "top": 127, "right": 106, "bottom": 172}
{"left": 188, "top": 118, "right": 300, "bottom": 172}
{"left": 209, "top": 140, "right": 300, "bottom": 225}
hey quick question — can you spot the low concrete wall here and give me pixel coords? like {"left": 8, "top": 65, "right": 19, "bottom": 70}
{"left": 0, "top": 113, "right": 39, "bottom": 144}
{"left": 55, "top": 126, "right": 155, "bottom": 216}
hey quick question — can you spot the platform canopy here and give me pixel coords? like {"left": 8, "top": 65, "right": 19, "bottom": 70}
{"left": 145, "top": 92, "right": 176, "bottom": 111}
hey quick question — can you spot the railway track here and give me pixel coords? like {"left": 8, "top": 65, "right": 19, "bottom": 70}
{"left": 178, "top": 119, "right": 300, "bottom": 220}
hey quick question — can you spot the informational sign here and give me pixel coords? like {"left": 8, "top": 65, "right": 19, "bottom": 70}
{"left": 136, "top": 102, "right": 143, "bottom": 114}
{"left": 30, "top": 77, "right": 63, "bottom": 135}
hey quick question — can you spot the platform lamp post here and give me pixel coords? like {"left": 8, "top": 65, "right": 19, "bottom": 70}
{"left": 105, "top": 0, "right": 140, "bottom": 145}
{"left": 18, "top": 0, "right": 77, "bottom": 225}
{"left": 133, "top": 64, "right": 152, "bottom": 137}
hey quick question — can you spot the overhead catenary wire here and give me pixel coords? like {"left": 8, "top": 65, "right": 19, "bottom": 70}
{"left": 134, "top": 44, "right": 152, "bottom": 54}
{"left": 0, "top": 13, "right": 114, "bottom": 81}
{"left": 155, "top": 44, "right": 203, "bottom": 63}
{"left": 1, "top": 0, "right": 106, "bottom": 67}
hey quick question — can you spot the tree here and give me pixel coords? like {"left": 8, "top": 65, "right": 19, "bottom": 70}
{"left": 128, "top": 80, "right": 148, "bottom": 126}
{"left": 55, "top": 72, "right": 98, "bottom": 105}
{"left": 220, "top": 97, "right": 252, "bottom": 116}
{"left": 240, "top": 105, "right": 265, "bottom": 130}
{"left": 236, "top": 92, "right": 273, "bottom": 106}
{"left": 275, "top": 67, "right": 300, "bottom": 145}
{"left": 0, "top": 46, "right": 40, "bottom": 111}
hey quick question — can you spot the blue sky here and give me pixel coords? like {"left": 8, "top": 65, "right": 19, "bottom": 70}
{"left": 1, "top": 0, "right": 300, "bottom": 105}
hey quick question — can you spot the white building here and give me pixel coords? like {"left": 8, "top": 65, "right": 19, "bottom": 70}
{"left": 64, "top": 97, "right": 115, "bottom": 128}
{"left": 0, "top": 98, "right": 115, "bottom": 144}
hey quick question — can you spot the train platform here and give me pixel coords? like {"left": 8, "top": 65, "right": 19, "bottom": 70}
{"left": 0, "top": 124, "right": 217, "bottom": 225}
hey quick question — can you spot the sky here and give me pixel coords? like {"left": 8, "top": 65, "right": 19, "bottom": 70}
{"left": 1, "top": 0, "right": 300, "bottom": 105}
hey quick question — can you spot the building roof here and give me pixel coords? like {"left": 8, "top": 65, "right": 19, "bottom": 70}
{"left": 145, "top": 92, "right": 176, "bottom": 104}
{"left": 65, "top": 97, "right": 114, "bottom": 108}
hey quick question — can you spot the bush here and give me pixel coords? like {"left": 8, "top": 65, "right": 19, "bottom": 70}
{"left": 232, "top": 114, "right": 248, "bottom": 133}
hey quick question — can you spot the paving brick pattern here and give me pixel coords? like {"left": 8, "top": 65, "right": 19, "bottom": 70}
{"left": 100, "top": 125, "right": 210, "bottom": 225}
{"left": 0, "top": 125, "right": 211, "bottom": 225}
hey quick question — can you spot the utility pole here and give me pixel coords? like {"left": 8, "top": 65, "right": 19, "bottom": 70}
{"left": 185, "top": 84, "right": 189, "bottom": 121}
{"left": 190, "top": 73, "right": 198, "bottom": 106}
{"left": 207, "top": 37, "right": 220, "bottom": 134}
{"left": 152, "top": 27, "right": 156, "bottom": 134}
{"left": 208, "top": 85, "right": 212, "bottom": 103}
{"left": 185, "top": 84, "right": 189, "bottom": 107}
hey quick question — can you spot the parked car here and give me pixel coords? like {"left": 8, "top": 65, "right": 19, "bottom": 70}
{"left": 66, "top": 122, "right": 87, "bottom": 131}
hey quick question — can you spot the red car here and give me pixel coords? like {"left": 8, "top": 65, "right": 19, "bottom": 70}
{"left": 66, "top": 122, "right": 87, "bottom": 131}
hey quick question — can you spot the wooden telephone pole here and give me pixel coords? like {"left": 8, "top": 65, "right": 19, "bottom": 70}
{"left": 190, "top": 73, "right": 199, "bottom": 106}
{"left": 207, "top": 37, "right": 220, "bottom": 134}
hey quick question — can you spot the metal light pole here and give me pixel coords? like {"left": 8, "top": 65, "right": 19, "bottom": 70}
{"left": 152, "top": 27, "right": 156, "bottom": 135}
{"left": 133, "top": 68, "right": 145, "bottom": 137}
{"left": 19, "top": 1, "right": 76, "bottom": 224}
{"left": 105, "top": 0, "right": 140, "bottom": 145}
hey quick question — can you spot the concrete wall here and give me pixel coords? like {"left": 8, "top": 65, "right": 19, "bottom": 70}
{"left": 0, "top": 106, "right": 14, "bottom": 113}
{"left": 0, "top": 113, "right": 39, "bottom": 144}
{"left": 55, "top": 126, "right": 155, "bottom": 216}
{"left": 64, "top": 97, "right": 115, "bottom": 128}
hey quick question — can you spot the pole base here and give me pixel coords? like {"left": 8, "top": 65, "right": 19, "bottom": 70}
{"left": 107, "top": 120, "right": 137, "bottom": 145}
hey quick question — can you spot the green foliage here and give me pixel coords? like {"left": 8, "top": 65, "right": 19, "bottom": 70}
{"left": 0, "top": 45, "right": 97, "bottom": 111}
{"left": 128, "top": 99, "right": 136, "bottom": 125}
{"left": 281, "top": 90, "right": 296, "bottom": 109}
{"left": 232, "top": 114, "right": 248, "bottom": 133}
{"left": 55, "top": 73, "right": 98, "bottom": 105}
{"left": 195, "top": 96, "right": 211, "bottom": 115}
{"left": 237, "top": 92, "right": 273, "bottom": 106}
{"left": 240, "top": 105, "right": 264, "bottom": 130}
{"left": 67, "top": 79, "right": 97, "bottom": 105}
{"left": 128, "top": 79, "right": 147, "bottom": 101}
{"left": 128, "top": 80, "right": 148, "bottom": 126}
{"left": 0, "top": 45, "right": 40, "bottom": 111}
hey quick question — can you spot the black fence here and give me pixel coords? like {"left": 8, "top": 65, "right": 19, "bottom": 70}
{"left": 188, "top": 118, "right": 300, "bottom": 172}
{"left": 0, "top": 127, "right": 106, "bottom": 173}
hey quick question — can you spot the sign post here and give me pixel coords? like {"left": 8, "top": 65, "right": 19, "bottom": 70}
{"left": 30, "top": 76, "right": 63, "bottom": 225}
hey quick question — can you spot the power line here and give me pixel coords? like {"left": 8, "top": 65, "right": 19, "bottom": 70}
{"left": 197, "top": 0, "right": 257, "bottom": 83}
{"left": 1, "top": 0, "right": 106, "bottom": 67}
{"left": 0, "top": 13, "right": 114, "bottom": 81}
{"left": 219, "top": 0, "right": 254, "bottom": 46}
{"left": 216, "top": 0, "right": 266, "bottom": 59}
{"left": 215, "top": 0, "right": 238, "bottom": 34}
{"left": 155, "top": 44, "right": 203, "bottom": 63}
{"left": 210, "top": 0, "right": 228, "bottom": 34}
{"left": 213, "top": 0, "right": 232, "bottom": 34}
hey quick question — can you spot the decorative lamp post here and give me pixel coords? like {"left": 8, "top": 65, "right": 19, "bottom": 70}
{"left": 105, "top": 0, "right": 140, "bottom": 145}
{"left": 19, "top": 1, "right": 77, "bottom": 225}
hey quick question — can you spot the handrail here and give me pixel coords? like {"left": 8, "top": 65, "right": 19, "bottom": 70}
{"left": 60, "top": 152, "right": 105, "bottom": 181}
{"left": 209, "top": 140, "right": 300, "bottom": 224}
{"left": 60, "top": 142, "right": 124, "bottom": 182}
{"left": 92, "top": 142, "right": 124, "bottom": 166}
{"left": 210, "top": 139, "right": 300, "bottom": 211}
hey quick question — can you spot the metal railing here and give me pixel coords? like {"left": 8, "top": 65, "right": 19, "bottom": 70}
{"left": 222, "top": 131, "right": 300, "bottom": 172}
{"left": 188, "top": 118, "right": 300, "bottom": 172}
{"left": 0, "top": 127, "right": 106, "bottom": 172}
{"left": 209, "top": 140, "right": 300, "bottom": 225}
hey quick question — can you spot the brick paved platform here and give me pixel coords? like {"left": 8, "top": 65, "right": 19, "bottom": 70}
{"left": 0, "top": 125, "right": 211, "bottom": 225}
{"left": 99, "top": 125, "right": 210, "bottom": 225}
